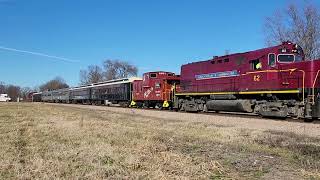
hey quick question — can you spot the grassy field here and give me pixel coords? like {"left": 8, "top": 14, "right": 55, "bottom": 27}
{"left": 0, "top": 103, "right": 319, "bottom": 179}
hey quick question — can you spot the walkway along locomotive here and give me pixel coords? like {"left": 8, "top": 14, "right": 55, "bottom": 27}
{"left": 33, "top": 42, "right": 320, "bottom": 121}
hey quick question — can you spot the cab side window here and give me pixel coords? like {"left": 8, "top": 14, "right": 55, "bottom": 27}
{"left": 268, "top": 53, "right": 276, "bottom": 66}
{"left": 250, "top": 59, "right": 262, "bottom": 70}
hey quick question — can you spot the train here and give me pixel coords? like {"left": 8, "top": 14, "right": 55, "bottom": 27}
{"left": 33, "top": 41, "right": 320, "bottom": 121}
{"left": 36, "top": 77, "right": 142, "bottom": 106}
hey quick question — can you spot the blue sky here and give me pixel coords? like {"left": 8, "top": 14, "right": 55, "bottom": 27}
{"left": 0, "top": 0, "right": 316, "bottom": 87}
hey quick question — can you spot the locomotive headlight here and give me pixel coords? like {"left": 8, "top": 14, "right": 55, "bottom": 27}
{"left": 282, "top": 48, "right": 287, "bottom": 53}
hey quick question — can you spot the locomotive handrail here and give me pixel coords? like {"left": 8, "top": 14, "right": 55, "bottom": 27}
{"left": 298, "top": 70, "right": 305, "bottom": 104}
{"left": 312, "top": 70, "right": 320, "bottom": 104}
{"left": 242, "top": 68, "right": 297, "bottom": 75}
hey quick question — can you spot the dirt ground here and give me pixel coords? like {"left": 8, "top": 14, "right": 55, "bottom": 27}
{"left": 0, "top": 103, "right": 319, "bottom": 179}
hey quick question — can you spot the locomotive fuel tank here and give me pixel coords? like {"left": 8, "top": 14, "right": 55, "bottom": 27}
{"left": 206, "top": 100, "right": 254, "bottom": 113}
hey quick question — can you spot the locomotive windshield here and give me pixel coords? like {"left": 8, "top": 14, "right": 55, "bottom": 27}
{"left": 295, "top": 55, "right": 303, "bottom": 62}
{"left": 278, "top": 54, "right": 294, "bottom": 63}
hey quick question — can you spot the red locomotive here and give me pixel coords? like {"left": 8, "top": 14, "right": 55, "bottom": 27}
{"left": 174, "top": 41, "right": 320, "bottom": 120}
{"left": 131, "top": 71, "right": 180, "bottom": 108}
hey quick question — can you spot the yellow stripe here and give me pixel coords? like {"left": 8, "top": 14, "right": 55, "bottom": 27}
{"left": 175, "top": 92, "right": 237, "bottom": 96}
{"left": 242, "top": 68, "right": 297, "bottom": 75}
{"left": 175, "top": 89, "right": 299, "bottom": 96}
{"left": 239, "top": 90, "right": 299, "bottom": 94}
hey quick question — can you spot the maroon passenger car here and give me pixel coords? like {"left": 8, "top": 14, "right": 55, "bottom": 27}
{"left": 175, "top": 41, "right": 320, "bottom": 120}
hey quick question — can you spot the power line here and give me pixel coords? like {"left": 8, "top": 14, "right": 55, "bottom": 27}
{"left": 0, "top": 46, "right": 79, "bottom": 63}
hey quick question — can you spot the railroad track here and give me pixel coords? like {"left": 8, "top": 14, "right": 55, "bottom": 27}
{"left": 44, "top": 102, "right": 320, "bottom": 124}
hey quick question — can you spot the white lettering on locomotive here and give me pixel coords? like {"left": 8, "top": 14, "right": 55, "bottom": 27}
{"left": 195, "top": 70, "right": 239, "bottom": 80}
{"left": 144, "top": 87, "right": 153, "bottom": 98}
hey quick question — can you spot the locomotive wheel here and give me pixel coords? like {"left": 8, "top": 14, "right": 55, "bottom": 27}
{"left": 156, "top": 103, "right": 163, "bottom": 110}
{"left": 203, "top": 104, "right": 208, "bottom": 112}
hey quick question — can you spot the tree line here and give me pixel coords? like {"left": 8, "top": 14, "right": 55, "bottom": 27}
{"left": 0, "top": 82, "right": 33, "bottom": 101}
{"left": 0, "top": 59, "right": 137, "bottom": 101}
{"left": 0, "top": 77, "right": 69, "bottom": 101}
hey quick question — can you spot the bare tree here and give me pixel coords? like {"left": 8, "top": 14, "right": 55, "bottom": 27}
{"left": 79, "top": 65, "right": 104, "bottom": 85}
{"left": 103, "top": 60, "right": 138, "bottom": 80}
{"left": 0, "top": 81, "right": 5, "bottom": 94}
{"left": 264, "top": 3, "right": 320, "bottom": 60}
{"left": 79, "top": 60, "right": 138, "bottom": 85}
{"left": 79, "top": 69, "right": 88, "bottom": 85}
{"left": 20, "top": 87, "right": 33, "bottom": 101}
{"left": 40, "top": 77, "right": 69, "bottom": 91}
{"left": 6, "top": 85, "right": 21, "bottom": 101}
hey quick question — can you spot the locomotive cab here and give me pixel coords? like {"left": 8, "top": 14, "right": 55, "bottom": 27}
{"left": 266, "top": 42, "right": 304, "bottom": 68}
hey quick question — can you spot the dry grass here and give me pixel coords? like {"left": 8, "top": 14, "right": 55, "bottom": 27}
{"left": 0, "top": 103, "right": 319, "bottom": 179}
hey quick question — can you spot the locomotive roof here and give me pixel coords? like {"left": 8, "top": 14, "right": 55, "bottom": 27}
{"left": 184, "top": 42, "right": 292, "bottom": 65}
{"left": 144, "top": 71, "right": 176, "bottom": 74}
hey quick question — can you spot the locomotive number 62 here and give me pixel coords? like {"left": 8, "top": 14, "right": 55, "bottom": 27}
{"left": 253, "top": 75, "right": 261, "bottom": 82}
